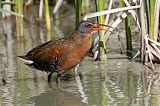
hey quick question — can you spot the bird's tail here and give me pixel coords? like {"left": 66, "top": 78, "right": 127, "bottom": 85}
{"left": 18, "top": 55, "right": 34, "bottom": 65}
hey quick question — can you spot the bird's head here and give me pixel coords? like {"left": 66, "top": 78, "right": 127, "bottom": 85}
{"left": 76, "top": 20, "right": 112, "bottom": 37}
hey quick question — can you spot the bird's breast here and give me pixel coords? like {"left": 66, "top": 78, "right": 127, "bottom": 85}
{"left": 57, "top": 38, "right": 91, "bottom": 73}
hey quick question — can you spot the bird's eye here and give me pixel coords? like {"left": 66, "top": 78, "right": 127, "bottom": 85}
{"left": 86, "top": 23, "right": 91, "bottom": 26}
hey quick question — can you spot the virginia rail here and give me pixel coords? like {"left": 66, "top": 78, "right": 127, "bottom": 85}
{"left": 18, "top": 21, "right": 111, "bottom": 84}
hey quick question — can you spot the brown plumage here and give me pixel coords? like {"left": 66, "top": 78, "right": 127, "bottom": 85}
{"left": 18, "top": 21, "right": 111, "bottom": 83}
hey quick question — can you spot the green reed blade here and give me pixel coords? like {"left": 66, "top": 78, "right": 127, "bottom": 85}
{"left": 1, "top": 1, "right": 15, "bottom": 5}
{"left": 16, "top": 0, "right": 24, "bottom": 38}
{"left": 95, "top": 0, "right": 107, "bottom": 60}
{"left": 149, "top": 0, "right": 155, "bottom": 39}
{"left": 75, "top": 0, "right": 82, "bottom": 26}
{"left": 44, "top": 0, "right": 51, "bottom": 31}
{"left": 0, "top": 8, "right": 23, "bottom": 17}
{"left": 119, "top": 0, "right": 132, "bottom": 57}
{"left": 0, "top": 0, "right": 1, "bottom": 26}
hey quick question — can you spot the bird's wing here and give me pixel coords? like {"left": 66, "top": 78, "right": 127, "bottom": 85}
{"left": 25, "top": 40, "right": 66, "bottom": 63}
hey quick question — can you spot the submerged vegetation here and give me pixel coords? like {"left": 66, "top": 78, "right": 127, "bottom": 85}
{"left": 0, "top": 0, "right": 159, "bottom": 71}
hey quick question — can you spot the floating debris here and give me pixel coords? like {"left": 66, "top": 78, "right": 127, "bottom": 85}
{"left": 2, "top": 79, "right": 6, "bottom": 86}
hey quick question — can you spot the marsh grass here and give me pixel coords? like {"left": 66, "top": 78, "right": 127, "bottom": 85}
{"left": 75, "top": 0, "right": 82, "bottom": 26}
{"left": 15, "top": 0, "right": 23, "bottom": 38}
{"left": 119, "top": 0, "right": 132, "bottom": 57}
{"left": 94, "top": 0, "right": 107, "bottom": 61}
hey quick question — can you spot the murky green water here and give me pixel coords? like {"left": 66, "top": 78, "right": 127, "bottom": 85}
{"left": 1, "top": 3, "right": 160, "bottom": 106}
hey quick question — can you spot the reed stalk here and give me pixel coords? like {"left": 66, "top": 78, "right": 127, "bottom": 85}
{"left": 105, "top": 0, "right": 113, "bottom": 25}
{"left": 119, "top": 0, "right": 132, "bottom": 56}
{"left": 95, "top": 0, "right": 107, "bottom": 61}
{"left": 16, "top": 0, "right": 23, "bottom": 38}
{"left": 140, "top": 0, "right": 148, "bottom": 63}
{"left": 0, "top": 0, "right": 2, "bottom": 26}
{"left": 46, "top": 30, "right": 51, "bottom": 41}
{"left": 53, "top": 0, "right": 63, "bottom": 15}
{"left": 2, "top": 0, "right": 11, "bottom": 18}
{"left": 146, "top": 0, "right": 150, "bottom": 27}
{"left": 75, "top": 0, "right": 82, "bottom": 26}
{"left": 125, "top": 15, "right": 132, "bottom": 56}
{"left": 44, "top": 0, "right": 51, "bottom": 31}
{"left": 149, "top": 0, "right": 155, "bottom": 39}
{"left": 153, "top": 0, "right": 159, "bottom": 40}
{"left": 38, "top": 0, "right": 43, "bottom": 23}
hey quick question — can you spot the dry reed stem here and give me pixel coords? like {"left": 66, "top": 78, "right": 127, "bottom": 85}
{"left": 144, "top": 35, "right": 154, "bottom": 71}
{"left": 149, "top": 45, "right": 160, "bottom": 60}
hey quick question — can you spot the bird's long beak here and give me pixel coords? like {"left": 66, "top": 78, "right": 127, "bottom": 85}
{"left": 92, "top": 24, "right": 113, "bottom": 31}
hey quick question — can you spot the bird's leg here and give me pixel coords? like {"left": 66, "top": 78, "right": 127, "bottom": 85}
{"left": 48, "top": 72, "right": 54, "bottom": 82}
{"left": 56, "top": 73, "right": 62, "bottom": 84}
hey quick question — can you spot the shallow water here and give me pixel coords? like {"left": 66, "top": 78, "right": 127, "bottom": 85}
{"left": 1, "top": 3, "right": 160, "bottom": 106}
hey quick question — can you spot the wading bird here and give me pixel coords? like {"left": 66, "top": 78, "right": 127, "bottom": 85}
{"left": 18, "top": 21, "right": 112, "bottom": 84}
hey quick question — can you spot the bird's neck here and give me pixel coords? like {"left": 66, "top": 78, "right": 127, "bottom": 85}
{"left": 70, "top": 30, "right": 91, "bottom": 40}
{"left": 70, "top": 30, "right": 91, "bottom": 48}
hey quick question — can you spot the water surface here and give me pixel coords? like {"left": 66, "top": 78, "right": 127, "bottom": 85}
{"left": 1, "top": 3, "right": 160, "bottom": 106}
